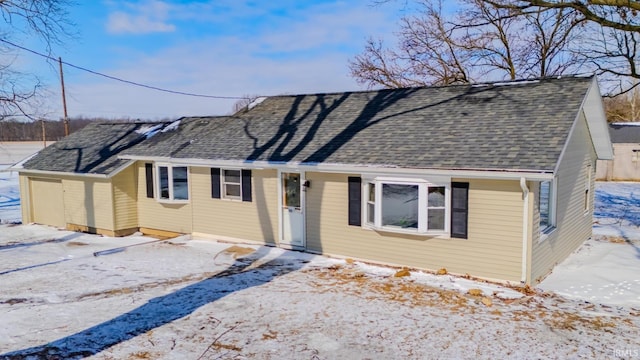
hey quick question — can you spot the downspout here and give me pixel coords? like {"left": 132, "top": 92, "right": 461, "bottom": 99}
{"left": 519, "top": 177, "right": 529, "bottom": 284}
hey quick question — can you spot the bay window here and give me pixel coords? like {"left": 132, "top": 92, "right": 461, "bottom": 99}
{"left": 363, "top": 178, "right": 449, "bottom": 234}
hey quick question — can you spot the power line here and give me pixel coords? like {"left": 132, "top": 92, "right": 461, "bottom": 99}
{"left": 0, "top": 38, "right": 252, "bottom": 100}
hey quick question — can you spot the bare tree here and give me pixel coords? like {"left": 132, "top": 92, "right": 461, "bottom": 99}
{"left": 231, "top": 94, "right": 261, "bottom": 114}
{"left": 577, "top": 24, "right": 639, "bottom": 94}
{"left": 481, "top": 0, "right": 639, "bottom": 94}
{"left": 483, "top": 0, "right": 640, "bottom": 33}
{"left": 0, "top": 0, "right": 72, "bottom": 120}
{"left": 350, "top": 0, "right": 581, "bottom": 88}
{"left": 604, "top": 85, "right": 640, "bottom": 122}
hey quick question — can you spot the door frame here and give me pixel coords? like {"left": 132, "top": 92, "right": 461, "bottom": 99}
{"left": 277, "top": 169, "right": 306, "bottom": 249}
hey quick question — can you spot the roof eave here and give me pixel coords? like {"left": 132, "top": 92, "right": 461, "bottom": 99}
{"left": 118, "top": 155, "right": 555, "bottom": 180}
{"left": 13, "top": 160, "right": 135, "bottom": 179}
{"left": 14, "top": 168, "right": 110, "bottom": 178}
{"left": 583, "top": 77, "right": 614, "bottom": 160}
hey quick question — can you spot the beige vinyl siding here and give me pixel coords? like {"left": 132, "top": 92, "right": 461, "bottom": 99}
{"left": 597, "top": 143, "right": 640, "bottom": 181}
{"left": 136, "top": 162, "right": 192, "bottom": 233}
{"left": 19, "top": 174, "right": 31, "bottom": 223}
{"left": 305, "top": 172, "right": 524, "bottom": 282}
{"left": 530, "top": 112, "right": 596, "bottom": 283}
{"left": 191, "top": 167, "right": 278, "bottom": 244}
{"left": 62, "top": 176, "right": 114, "bottom": 230}
{"left": 112, "top": 165, "right": 138, "bottom": 230}
{"left": 29, "top": 177, "right": 65, "bottom": 228}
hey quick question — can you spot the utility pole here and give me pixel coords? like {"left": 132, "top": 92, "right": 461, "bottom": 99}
{"left": 41, "top": 119, "right": 46, "bottom": 147}
{"left": 59, "top": 57, "right": 69, "bottom": 136}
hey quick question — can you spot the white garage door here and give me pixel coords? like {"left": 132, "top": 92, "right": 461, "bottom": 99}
{"left": 30, "top": 178, "right": 65, "bottom": 228}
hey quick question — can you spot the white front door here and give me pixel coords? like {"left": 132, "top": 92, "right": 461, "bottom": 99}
{"left": 281, "top": 172, "right": 305, "bottom": 247}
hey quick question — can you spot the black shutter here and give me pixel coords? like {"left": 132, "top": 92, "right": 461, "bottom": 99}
{"left": 241, "top": 169, "right": 252, "bottom": 202}
{"left": 211, "top": 168, "right": 221, "bottom": 199}
{"left": 145, "top": 163, "right": 154, "bottom": 198}
{"left": 348, "top": 176, "right": 362, "bottom": 226}
{"left": 451, "top": 182, "right": 469, "bottom": 239}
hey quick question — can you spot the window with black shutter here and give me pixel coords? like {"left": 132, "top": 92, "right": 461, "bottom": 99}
{"left": 451, "top": 182, "right": 469, "bottom": 239}
{"left": 211, "top": 168, "right": 221, "bottom": 199}
{"left": 145, "top": 163, "right": 154, "bottom": 198}
{"left": 348, "top": 177, "right": 362, "bottom": 226}
{"left": 241, "top": 169, "right": 252, "bottom": 202}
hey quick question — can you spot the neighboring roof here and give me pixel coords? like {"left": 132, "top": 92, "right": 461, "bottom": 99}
{"left": 21, "top": 122, "right": 169, "bottom": 175}
{"left": 608, "top": 123, "right": 640, "bottom": 143}
{"left": 124, "top": 76, "right": 596, "bottom": 172}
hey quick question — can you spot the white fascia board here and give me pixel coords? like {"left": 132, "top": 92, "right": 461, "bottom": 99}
{"left": 119, "top": 155, "right": 555, "bottom": 181}
{"left": 14, "top": 160, "right": 134, "bottom": 179}
{"left": 553, "top": 77, "right": 613, "bottom": 175}
{"left": 582, "top": 77, "right": 614, "bottom": 160}
{"left": 16, "top": 169, "right": 109, "bottom": 179}
{"left": 105, "top": 160, "right": 135, "bottom": 178}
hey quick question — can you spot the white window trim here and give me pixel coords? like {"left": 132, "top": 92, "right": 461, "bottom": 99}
{"left": 361, "top": 176, "right": 450, "bottom": 235}
{"left": 221, "top": 168, "right": 243, "bottom": 201}
{"left": 365, "top": 181, "right": 376, "bottom": 226}
{"left": 539, "top": 177, "right": 557, "bottom": 241}
{"left": 155, "top": 164, "right": 190, "bottom": 203}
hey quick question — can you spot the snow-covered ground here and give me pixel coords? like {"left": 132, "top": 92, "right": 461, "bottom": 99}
{"left": 539, "top": 183, "right": 640, "bottom": 307}
{"left": 0, "top": 180, "right": 639, "bottom": 359}
{"left": 0, "top": 165, "right": 21, "bottom": 224}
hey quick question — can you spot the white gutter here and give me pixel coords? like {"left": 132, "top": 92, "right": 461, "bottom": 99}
{"left": 519, "top": 177, "right": 529, "bottom": 284}
{"left": 119, "top": 155, "right": 556, "bottom": 181}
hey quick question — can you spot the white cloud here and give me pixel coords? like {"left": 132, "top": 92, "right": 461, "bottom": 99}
{"left": 106, "top": 1, "right": 175, "bottom": 34}
{"left": 44, "top": 1, "right": 405, "bottom": 119}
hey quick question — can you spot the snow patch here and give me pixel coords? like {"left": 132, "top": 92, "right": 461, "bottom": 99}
{"left": 161, "top": 119, "right": 181, "bottom": 132}
{"left": 247, "top": 96, "right": 267, "bottom": 110}
{"left": 134, "top": 123, "right": 164, "bottom": 138}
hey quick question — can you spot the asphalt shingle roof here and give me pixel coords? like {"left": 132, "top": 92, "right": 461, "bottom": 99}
{"left": 608, "top": 123, "right": 640, "bottom": 144}
{"left": 124, "top": 76, "right": 594, "bottom": 172}
{"left": 22, "top": 122, "right": 167, "bottom": 174}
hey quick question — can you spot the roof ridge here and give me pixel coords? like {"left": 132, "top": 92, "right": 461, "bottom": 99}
{"left": 257, "top": 74, "right": 594, "bottom": 99}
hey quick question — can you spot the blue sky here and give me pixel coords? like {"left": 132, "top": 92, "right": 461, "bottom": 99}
{"left": 11, "top": 0, "right": 407, "bottom": 120}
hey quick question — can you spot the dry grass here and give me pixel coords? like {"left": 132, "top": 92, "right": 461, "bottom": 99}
{"left": 127, "top": 351, "right": 157, "bottom": 359}
{"left": 77, "top": 271, "right": 219, "bottom": 301}
{"left": 544, "top": 313, "right": 616, "bottom": 331}
{"left": 394, "top": 268, "right": 411, "bottom": 277}
{"left": 604, "top": 235, "right": 627, "bottom": 244}
{"left": 262, "top": 330, "right": 278, "bottom": 340}
{"left": 213, "top": 343, "right": 242, "bottom": 351}
{"left": 66, "top": 241, "right": 89, "bottom": 247}
{"left": 221, "top": 246, "right": 255, "bottom": 259}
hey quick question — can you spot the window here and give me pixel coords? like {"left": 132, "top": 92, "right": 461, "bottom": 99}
{"left": 633, "top": 150, "right": 640, "bottom": 162}
{"left": 210, "top": 168, "right": 252, "bottom": 202}
{"left": 428, "top": 187, "right": 446, "bottom": 230}
{"left": 156, "top": 165, "right": 189, "bottom": 201}
{"left": 382, "top": 183, "right": 419, "bottom": 229}
{"left": 283, "top": 172, "right": 301, "bottom": 208}
{"left": 223, "top": 169, "right": 242, "bottom": 200}
{"left": 539, "top": 179, "right": 556, "bottom": 232}
{"left": 362, "top": 178, "right": 449, "bottom": 234}
{"left": 584, "top": 165, "right": 591, "bottom": 212}
{"left": 366, "top": 182, "right": 375, "bottom": 225}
